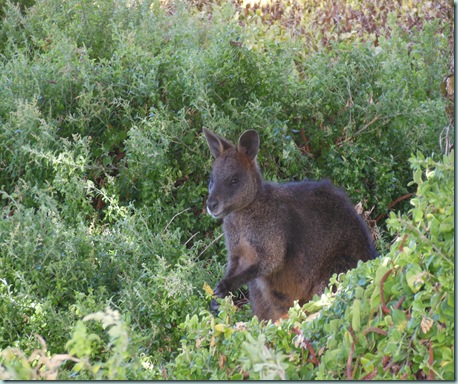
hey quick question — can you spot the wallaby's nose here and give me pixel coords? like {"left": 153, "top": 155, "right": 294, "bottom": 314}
{"left": 207, "top": 196, "right": 219, "bottom": 217}
{"left": 206, "top": 197, "right": 219, "bottom": 214}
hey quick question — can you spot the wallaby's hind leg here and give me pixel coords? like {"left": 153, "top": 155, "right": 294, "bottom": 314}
{"left": 247, "top": 279, "right": 291, "bottom": 321}
{"left": 311, "top": 254, "right": 364, "bottom": 298}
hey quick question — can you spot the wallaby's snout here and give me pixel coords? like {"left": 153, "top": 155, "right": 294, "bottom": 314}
{"left": 206, "top": 195, "right": 220, "bottom": 218}
{"left": 206, "top": 170, "right": 223, "bottom": 218}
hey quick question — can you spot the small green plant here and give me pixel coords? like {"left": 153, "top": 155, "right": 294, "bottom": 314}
{"left": 0, "top": 307, "right": 160, "bottom": 380}
{"left": 0, "top": 334, "right": 79, "bottom": 380}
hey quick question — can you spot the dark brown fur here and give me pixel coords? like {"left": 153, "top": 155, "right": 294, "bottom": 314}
{"left": 203, "top": 128, "right": 377, "bottom": 321}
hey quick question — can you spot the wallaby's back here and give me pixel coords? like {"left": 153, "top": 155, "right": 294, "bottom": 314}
{"left": 224, "top": 179, "right": 376, "bottom": 320}
{"left": 203, "top": 128, "right": 377, "bottom": 321}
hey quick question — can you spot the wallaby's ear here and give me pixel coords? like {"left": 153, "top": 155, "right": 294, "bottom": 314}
{"left": 203, "top": 128, "right": 234, "bottom": 158}
{"left": 237, "top": 130, "right": 259, "bottom": 160}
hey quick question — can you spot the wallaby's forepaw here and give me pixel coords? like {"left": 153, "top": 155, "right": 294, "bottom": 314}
{"left": 210, "top": 297, "right": 220, "bottom": 314}
{"left": 210, "top": 280, "right": 229, "bottom": 315}
{"left": 213, "top": 280, "right": 229, "bottom": 298}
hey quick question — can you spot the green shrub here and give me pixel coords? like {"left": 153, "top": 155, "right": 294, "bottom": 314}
{"left": 0, "top": 0, "right": 450, "bottom": 234}
{"left": 0, "top": 0, "right": 453, "bottom": 379}
{"left": 166, "top": 151, "right": 454, "bottom": 380}
{"left": 0, "top": 307, "right": 155, "bottom": 380}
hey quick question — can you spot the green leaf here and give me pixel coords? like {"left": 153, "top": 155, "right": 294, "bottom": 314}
{"left": 405, "top": 264, "right": 425, "bottom": 293}
{"left": 360, "top": 354, "right": 376, "bottom": 373}
{"left": 439, "top": 216, "right": 453, "bottom": 234}
{"left": 391, "top": 309, "right": 407, "bottom": 325}
{"left": 351, "top": 299, "right": 361, "bottom": 332}
{"left": 413, "top": 168, "right": 423, "bottom": 184}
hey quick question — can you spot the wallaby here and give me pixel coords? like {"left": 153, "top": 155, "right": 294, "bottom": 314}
{"left": 203, "top": 128, "right": 377, "bottom": 322}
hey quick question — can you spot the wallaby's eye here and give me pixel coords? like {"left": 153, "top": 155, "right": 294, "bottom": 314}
{"left": 231, "top": 178, "right": 239, "bottom": 185}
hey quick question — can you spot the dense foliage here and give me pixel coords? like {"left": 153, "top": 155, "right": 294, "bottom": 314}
{"left": 168, "top": 151, "right": 454, "bottom": 380}
{"left": 0, "top": 0, "right": 453, "bottom": 379}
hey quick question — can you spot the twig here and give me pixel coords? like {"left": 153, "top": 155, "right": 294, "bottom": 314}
{"left": 357, "top": 114, "right": 381, "bottom": 134}
{"left": 198, "top": 232, "right": 224, "bottom": 258}
{"left": 184, "top": 232, "right": 199, "bottom": 246}
{"left": 440, "top": 124, "right": 452, "bottom": 154}
{"left": 303, "top": 339, "right": 319, "bottom": 366}
{"left": 346, "top": 344, "right": 355, "bottom": 379}
{"left": 164, "top": 208, "right": 190, "bottom": 232}
{"left": 383, "top": 358, "right": 397, "bottom": 372}
{"left": 375, "top": 193, "right": 414, "bottom": 223}
{"left": 299, "top": 128, "right": 313, "bottom": 156}
{"left": 339, "top": 114, "right": 382, "bottom": 146}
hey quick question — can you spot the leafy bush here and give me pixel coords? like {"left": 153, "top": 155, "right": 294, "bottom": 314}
{"left": 0, "top": 307, "right": 155, "bottom": 380}
{"left": 0, "top": 151, "right": 452, "bottom": 380}
{"left": 0, "top": 0, "right": 451, "bottom": 228}
{"left": 0, "top": 0, "right": 453, "bottom": 380}
{"left": 166, "top": 150, "right": 454, "bottom": 380}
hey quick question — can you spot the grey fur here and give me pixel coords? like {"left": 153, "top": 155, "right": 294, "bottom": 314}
{"left": 203, "top": 128, "right": 377, "bottom": 321}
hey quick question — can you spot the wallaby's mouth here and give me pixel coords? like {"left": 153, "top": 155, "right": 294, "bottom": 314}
{"left": 207, "top": 206, "right": 223, "bottom": 219}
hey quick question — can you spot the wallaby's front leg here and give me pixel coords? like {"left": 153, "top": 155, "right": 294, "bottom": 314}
{"left": 211, "top": 263, "right": 260, "bottom": 313}
{"left": 211, "top": 242, "right": 260, "bottom": 313}
{"left": 214, "top": 263, "right": 260, "bottom": 297}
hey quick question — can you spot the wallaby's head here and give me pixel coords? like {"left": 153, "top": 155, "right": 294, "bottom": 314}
{"left": 203, "top": 128, "right": 261, "bottom": 218}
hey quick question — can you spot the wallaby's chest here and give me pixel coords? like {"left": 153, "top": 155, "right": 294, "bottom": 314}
{"left": 223, "top": 210, "right": 275, "bottom": 247}
{"left": 223, "top": 215, "right": 256, "bottom": 256}
{"left": 222, "top": 209, "right": 289, "bottom": 271}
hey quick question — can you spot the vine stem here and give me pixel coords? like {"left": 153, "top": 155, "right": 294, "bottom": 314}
{"left": 394, "top": 296, "right": 405, "bottom": 310}
{"left": 428, "top": 342, "right": 435, "bottom": 380}
{"left": 380, "top": 269, "right": 393, "bottom": 315}
{"left": 362, "top": 327, "right": 388, "bottom": 337}
{"left": 362, "top": 370, "right": 377, "bottom": 380}
{"left": 398, "top": 233, "right": 408, "bottom": 251}
{"left": 291, "top": 327, "right": 319, "bottom": 366}
{"left": 347, "top": 326, "right": 356, "bottom": 380}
